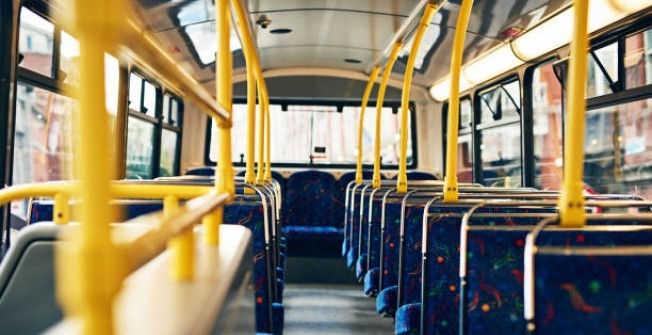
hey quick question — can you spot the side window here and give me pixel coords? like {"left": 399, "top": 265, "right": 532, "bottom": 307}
{"left": 18, "top": 8, "right": 54, "bottom": 77}
{"left": 531, "top": 61, "right": 564, "bottom": 190}
{"left": 444, "top": 98, "right": 473, "bottom": 183}
{"left": 477, "top": 80, "right": 522, "bottom": 186}
{"left": 126, "top": 72, "right": 183, "bottom": 179}
{"left": 625, "top": 28, "right": 652, "bottom": 89}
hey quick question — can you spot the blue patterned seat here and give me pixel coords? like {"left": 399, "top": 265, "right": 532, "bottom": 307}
{"left": 356, "top": 189, "right": 386, "bottom": 281}
{"left": 282, "top": 170, "right": 344, "bottom": 243}
{"left": 528, "top": 226, "right": 652, "bottom": 335}
{"left": 390, "top": 171, "right": 438, "bottom": 181}
{"left": 376, "top": 201, "right": 404, "bottom": 315}
{"left": 29, "top": 200, "right": 163, "bottom": 224}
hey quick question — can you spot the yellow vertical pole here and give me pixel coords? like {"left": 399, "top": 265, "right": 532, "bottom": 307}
{"left": 443, "top": 0, "right": 474, "bottom": 203}
{"left": 355, "top": 66, "right": 381, "bottom": 185}
{"left": 166, "top": 195, "right": 194, "bottom": 280}
{"left": 372, "top": 43, "right": 403, "bottom": 189}
{"left": 69, "top": 0, "right": 121, "bottom": 333}
{"left": 397, "top": 3, "right": 438, "bottom": 194}
{"left": 256, "top": 83, "right": 267, "bottom": 183}
{"left": 53, "top": 193, "right": 70, "bottom": 225}
{"left": 208, "top": 0, "right": 234, "bottom": 245}
{"left": 558, "top": 0, "right": 589, "bottom": 227}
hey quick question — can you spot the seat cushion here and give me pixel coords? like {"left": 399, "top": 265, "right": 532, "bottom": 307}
{"left": 395, "top": 303, "right": 421, "bottom": 335}
{"left": 377, "top": 285, "right": 398, "bottom": 316}
{"left": 341, "top": 237, "right": 350, "bottom": 258}
{"left": 364, "top": 268, "right": 380, "bottom": 297}
{"left": 283, "top": 226, "right": 343, "bottom": 240}
{"left": 355, "top": 254, "right": 367, "bottom": 281}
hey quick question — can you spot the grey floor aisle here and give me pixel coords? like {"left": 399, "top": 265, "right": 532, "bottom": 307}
{"left": 283, "top": 284, "right": 394, "bottom": 335}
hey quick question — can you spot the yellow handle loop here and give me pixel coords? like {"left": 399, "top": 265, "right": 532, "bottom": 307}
{"left": 397, "top": 3, "right": 439, "bottom": 194}
{"left": 558, "top": 0, "right": 589, "bottom": 227}
{"left": 355, "top": 66, "right": 381, "bottom": 185}
{"left": 443, "top": 0, "right": 475, "bottom": 202}
{"left": 372, "top": 43, "right": 403, "bottom": 189}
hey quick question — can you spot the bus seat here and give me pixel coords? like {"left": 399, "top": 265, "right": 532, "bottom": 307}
{"left": 338, "top": 170, "right": 376, "bottom": 195}
{"left": 360, "top": 194, "right": 388, "bottom": 291}
{"left": 395, "top": 303, "right": 421, "bottom": 335}
{"left": 463, "top": 219, "right": 651, "bottom": 335}
{"left": 29, "top": 199, "right": 163, "bottom": 224}
{"left": 390, "top": 171, "right": 439, "bottom": 181}
{"left": 375, "top": 201, "right": 404, "bottom": 315}
{"left": 184, "top": 167, "right": 215, "bottom": 176}
{"left": 282, "top": 171, "right": 344, "bottom": 243}
{"left": 0, "top": 223, "right": 61, "bottom": 335}
{"left": 531, "top": 250, "right": 651, "bottom": 334}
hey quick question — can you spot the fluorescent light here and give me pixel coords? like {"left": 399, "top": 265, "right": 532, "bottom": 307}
{"left": 428, "top": 76, "right": 473, "bottom": 102}
{"left": 463, "top": 44, "right": 523, "bottom": 85}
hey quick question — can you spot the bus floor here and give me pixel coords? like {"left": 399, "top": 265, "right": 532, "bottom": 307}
{"left": 283, "top": 283, "right": 394, "bottom": 335}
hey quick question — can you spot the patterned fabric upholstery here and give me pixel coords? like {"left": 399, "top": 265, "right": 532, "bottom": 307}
{"left": 29, "top": 200, "right": 163, "bottom": 224}
{"left": 533, "top": 252, "right": 652, "bottom": 335}
{"left": 377, "top": 285, "right": 398, "bottom": 316}
{"left": 356, "top": 254, "right": 368, "bottom": 281}
{"left": 355, "top": 189, "right": 375, "bottom": 274}
{"left": 338, "top": 170, "right": 376, "bottom": 195}
{"left": 224, "top": 203, "right": 280, "bottom": 334}
{"left": 378, "top": 202, "right": 403, "bottom": 301}
{"left": 365, "top": 198, "right": 384, "bottom": 276}
{"left": 282, "top": 171, "right": 344, "bottom": 244}
{"left": 343, "top": 190, "right": 362, "bottom": 260}
{"left": 364, "top": 267, "right": 380, "bottom": 297}
{"left": 398, "top": 203, "right": 427, "bottom": 307}
{"left": 390, "top": 171, "right": 438, "bottom": 181}
{"left": 395, "top": 303, "right": 421, "bottom": 335}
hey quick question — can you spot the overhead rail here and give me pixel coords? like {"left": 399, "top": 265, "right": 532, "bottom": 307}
{"left": 396, "top": 2, "right": 440, "bottom": 193}
{"left": 429, "top": 0, "right": 652, "bottom": 101}
{"left": 442, "top": 0, "right": 474, "bottom": 202}
{"left": 372, "top": 43, "right": 403, "bottom": 189}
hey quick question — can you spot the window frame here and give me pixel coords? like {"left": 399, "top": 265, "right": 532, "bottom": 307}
{"left": 126, "top": 68, "right": 183, "bottom": 178}
{"left": 203, "top": 98, "right": 418, "bottom": 169}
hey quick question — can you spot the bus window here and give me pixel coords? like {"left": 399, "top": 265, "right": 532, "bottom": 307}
{"left": 532, "top": 61, "right": 564, "bottom": 190}
{"left": 586, "top": 42, "right": 618, "bottom": 98}
{"left": 584, "top": 98, "right": 652, "bottom": 198}
{"left": 60, "top": 31, "right": 79, "bottom": 85}
{"left": 208, "top": 102, "right": 413, "bottom": 167}
{"left": 18, "top": 8, "right": 54, "bottom": 78}
{"left": 143, "top": 81, "right": 158, "bottom": 118}
{"left": 625, "top": 28, "right": 652, "bottom": 89}
{"left": 128, "top": 72, "right": 143, "bottom": 112}
{"left": 12, "top": 82, "right": 75, "bottom": 218}
{"left": 457, "top": 99, "right": 473, "bottom": 183}
{"left": 478, "top": 80, "right": 522, "bottom": 186}
{"left": 126, "top": 117, "right": 155, "bottom": 179}
{"left": 160, "top": 129, "right": 179, "bottom": 177}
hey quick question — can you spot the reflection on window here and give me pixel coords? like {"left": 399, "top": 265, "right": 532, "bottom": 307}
{"left": 625, "top": 28, "right": 652, "bottom": 89}
{"left": 160, "top": 129, "right": 178, "bottom": 177}
{"left": 209, "top": 103, "right": 413, "bottom": 166}
{"left": 479, "top": 80, "right": 520, "bottom": 124}
{"left": 479, "top": 123, "right": 522, "bottom": 187}
{"left": 126, "top": 117, "right": 155, "bottom": 179}
{"left": 129, "top": 73, "right": 143, "bottom": 112}
{"left": 532, "top": 61, "right": 564, "bottom": 190}
{"left": 586, "top": 42, "right": 618, "bottom": 98}
{"left": 143, "top": 81, "right": 157, "bottom": 117}
{"left": 583, "top": 98, "right": 652, "bottom": 198}
{"left": 19, "top": 8, "right": 54, "bottom": 77}
{"left": 457, "top": 134, "right": 473, "bottom": 183}
{"left": 12, "top": 82, "right": 75, "bottom": 218}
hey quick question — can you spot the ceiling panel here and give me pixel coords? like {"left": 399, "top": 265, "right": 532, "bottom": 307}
{"left": 259, "top": 46, "right": 377, "bottom": 71}
{"left": 247, "top": 0, "right": 421, "bottom": 16}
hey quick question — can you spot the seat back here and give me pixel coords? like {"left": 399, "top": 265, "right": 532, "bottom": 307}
{"left": 391, "top": 171, "right": 438, "bottom": 181}
{"left": 283, "top": 170, "right": 343, "bottom": 230}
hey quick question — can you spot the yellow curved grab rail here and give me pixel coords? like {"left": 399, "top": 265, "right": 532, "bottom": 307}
{"left": 558, "top": 0, "right": 589, "bottom": 227}
{"left": 372, "top": 43, "right": 403, "bottom": 189}
{"left": 397, "top": 2, "right": 439, "bottom": 194}
{"left": 355, "top": 66, "right": 381, "bottom": 185}
{"left": 442, "top": 0, "right": 474, "bottom": 202}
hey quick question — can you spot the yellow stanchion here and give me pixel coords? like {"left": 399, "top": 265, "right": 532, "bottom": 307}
{"left": 372, "top": 43, "right": 403, "bottom": 189}
{"left": 256, "top": 84, "right": 267, "bottom": 183}
{"left": 397, "top": 2, "right": 439, "bottom": 194}
{"left": 264, "top": 99, "right": 272, "bottom": 181}
{"left": 443, "top": 0, "right": 475, "bottom": 203}
{"left": 208, "top": 0, "right": 234, "bottom": 245}
{"left": 65, "top": 0, "right": 123, "bottom": 333}
{"left": 244, "top": 69, "right": 257, "bottom": 184}
{"left": 558, "top": 0, "right": 589, "bottom": 227}
{"left": 53, "top": 193, "right": 70, "bottom": 225}
{"left": 355, "top": 66, "right": 381, "bottom": 185}
{"left": 165, "top": 195, "right": 195, "bottom": 281}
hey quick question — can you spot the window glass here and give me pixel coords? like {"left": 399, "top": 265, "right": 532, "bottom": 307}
{"left": 143, "top": 81, "right": 158, "bottom": 117}
{"left": 60, "top": 31, "right": 79, "bottom": 85}
{"left": 12, "top": 82, "right": 75, "bottom": 218}
{"left": 162, "top": 95, "right": 170, "bottom": 124}
{"left": 160, "top": 129, "right": 178, "bottom": 177}
{"left": 532, "top": 62, "right": 564, "bottom": 190}
{"left": 18, "top": 8, "right": 54, "bottom": 77}
{"left": 126, "top": 117, "right": 155, "bottom": 179}
{"left": 586, "top": 42, "right": 618, "bottom": 98}
{"left": 479, "top": 123, "right": 522, "bottom": 187}
{"left": 457, "top": 134, "right": 473, "bottom": 183}
{"left": 479, "top": 80, "right": 520, "bottom": 124}
{"left": 209, "top": 103, "right": 413, "bottom": 166}
{"left": 104, "top": 54, "right": 120, "bottom": 117}
{"left": 170, "top": 98, "right": 180, "bottom": 127}
{"left": 625, "top": 28, "right": 652, "bottom": 89}
{"left": 583, "top": 98, "right": 652, "bottom": 198}
{"left": 128, "top": 73, "right": 143, "bottom": 112}
{"left": 459, "top": 99, "right": 472, "bottom": 129}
